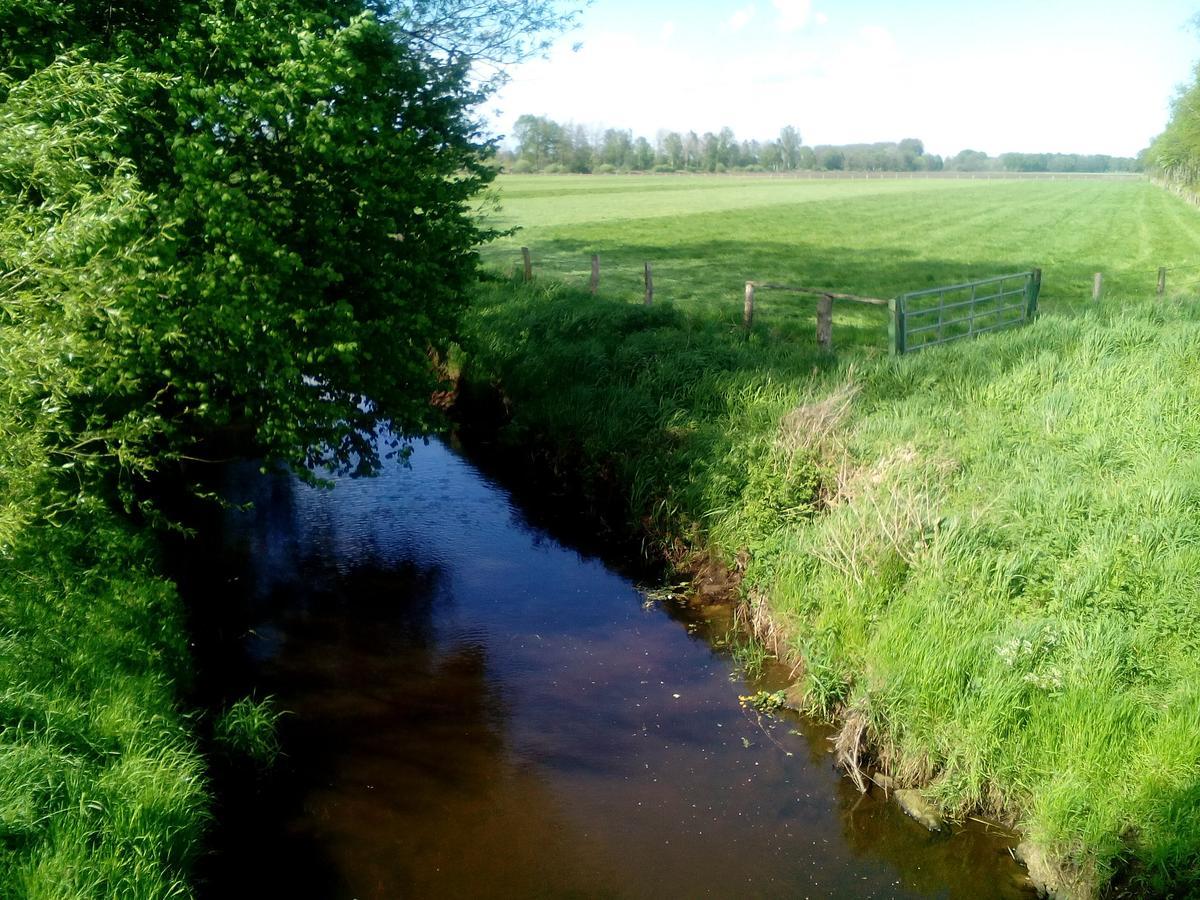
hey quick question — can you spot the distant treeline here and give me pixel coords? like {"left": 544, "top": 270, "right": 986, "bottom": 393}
{"left": 501, "top": 115, "right": 1142, "bottom": 175}
{"left": 1149, "top": 60, "right": 1200, "bottom": 189}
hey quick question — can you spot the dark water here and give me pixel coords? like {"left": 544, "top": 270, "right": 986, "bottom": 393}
{"left": 190, "top": 436, "right": 1033, "bottom": 899}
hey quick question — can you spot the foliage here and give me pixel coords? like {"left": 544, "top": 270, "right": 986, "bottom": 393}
{"left": 1, "top": 0, "right": 500, "bottom": 478}
{"left": 0, "top": 55, "right": 167, "bottom": 531}
{"left": 462, "top": 176, "right": 1200, "bottom": 894}
{"left": 383, "top": 0, "right": 582, "bottom": 76}
{"left": 1148, "top": 54, "right": 1200, "bottom": 188}
{"left": 739, "top": 690, "right": 786, "bottom": 713}
{"left": 0, "top": 56, "right": 206, "bottom": 899}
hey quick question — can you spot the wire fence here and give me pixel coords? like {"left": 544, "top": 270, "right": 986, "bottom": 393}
{"left": 511, "top": 246, "right": 1200, "bottom": 354}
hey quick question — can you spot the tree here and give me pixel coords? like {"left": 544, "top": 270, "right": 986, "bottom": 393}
{"left": 779, "top": 125, "right": 802, "bottom": 169}
{"left": 717, "top": 126, "right": 737, "bottom": 168}
{"left": 566, "top": 123, "right": 594, "bottom": 172}
{"left": 701, "top": 132, "right": 720, "bottom": 171}
{"left": 816, "top": 146, "right": 845, "bottom": 170}
{"left": 898, "top": 138, "right": 924, "bottom": 171}
{"left": 0, "top": 58, "right": 173, "bottom": 501}
{"left": 515, "top": 114, "right": 565, "bottom": 168}
{"left": 661, "top": 131, "right": 684, "bottom": 169}
{"left": 684, "top": 131, "right": 701, "bottom": 169}
{"left": 384, "top": 0, "right": 582, "bottom": 85}
{"left": 761, "top": 140, "right": 783, "bottom": 171}
{"left": 632, "top": 136, "right": 654, "bottom": 171}
{"left": 950, "top": 149, "right": 991, "bottom": 171}
{"left": 0, "top": 1, "right": 570, "bottom": 478}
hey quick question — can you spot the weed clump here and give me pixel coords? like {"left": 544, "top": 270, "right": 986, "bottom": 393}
{"left": 214, "top": 697, "right": 284, "bottom": 768}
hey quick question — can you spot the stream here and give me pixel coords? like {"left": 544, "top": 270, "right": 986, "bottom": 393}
{"left": 184, "top": 434, "right": 1034, "bottom": 898}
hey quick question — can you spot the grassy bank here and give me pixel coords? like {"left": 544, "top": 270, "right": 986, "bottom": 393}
{"left": 0, "top": 60, "right": 210, "bottom": 896}
{"left": 0, "top": 508, "right": 205, "bottom": 898}
{"left": 461, "top": 178, "right": 1200, "bottom": 894}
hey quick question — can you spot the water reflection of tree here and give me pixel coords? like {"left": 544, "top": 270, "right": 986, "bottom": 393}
{"left": 189, "top": 453, "right": 616, "bottom": 896}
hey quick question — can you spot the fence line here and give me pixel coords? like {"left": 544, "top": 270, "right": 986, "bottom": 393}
{"left": 513, "top": 247, "right": 1200, "bottom": 353}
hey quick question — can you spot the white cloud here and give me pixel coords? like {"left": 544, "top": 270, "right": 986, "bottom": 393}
{"left": 727, "top": 5, "right": 755, "bottom": 31}
{"left": 772, "top": 0, "right": 811, "bottom": 32}
{"left": 661, "top": 20, "right": 676, "bottom": 42}
{"left": 814, "top": 11, "right": 829, "bottom": 25}
{"left": 859, "top": 25, "right": 896, "bottom": 56}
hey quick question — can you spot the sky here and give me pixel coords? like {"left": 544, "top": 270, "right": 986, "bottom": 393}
{"left": 485, "top": 0, "right": 1200, "bottom": 158}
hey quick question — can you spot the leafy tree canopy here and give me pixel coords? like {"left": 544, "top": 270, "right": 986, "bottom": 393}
{"left": 0, "top": 0, "right": 572, "bottom": 484}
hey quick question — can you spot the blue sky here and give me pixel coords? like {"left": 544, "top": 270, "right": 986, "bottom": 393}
{"left": 486, "top": 0, "right": 1200, "bottom": 157}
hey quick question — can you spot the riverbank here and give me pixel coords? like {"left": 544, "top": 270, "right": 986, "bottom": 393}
{"left": 458, "top": 275, "right": 1200, "bottom": 896}
{"left": 0, "top": 498, "right": 206, "bottom": 897}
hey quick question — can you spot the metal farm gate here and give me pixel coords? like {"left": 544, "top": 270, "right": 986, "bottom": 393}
{"left": 889, "top": 269, "right": 1041, "bottom": 354}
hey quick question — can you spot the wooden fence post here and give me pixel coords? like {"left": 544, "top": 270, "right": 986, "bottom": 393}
{"left": 589, "top": 254, "right": 599, "bottom": 295}
{"left": 1157, "top": 266, "right": 1167, "bottom": 296}
{"left": 816, "top": 293, "right": 834, "bottom": 350}
{"left": 521, "top": 247, "right": 532, "bottom": 282}
{"left": 743, "top": 282, "right": 755, "bottom": 332}
{"left": 644, "top": 262, "right": 654, "bottom": 305}
{"left": 888, "top": 296, "right": 906, "bottom": 355}
{"left": 1028, "top": 268, "right": 1042, "bottom": 318}
{"left": 1092, "top": 272, "right": 1103, "bottom": 301}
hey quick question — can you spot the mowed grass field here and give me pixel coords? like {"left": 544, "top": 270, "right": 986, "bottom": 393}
{"left": 463, "top": 175, "right": 1200, "bottom": 896}
{"left": 479, "top": 174, "right": 1200, "bottom": 351}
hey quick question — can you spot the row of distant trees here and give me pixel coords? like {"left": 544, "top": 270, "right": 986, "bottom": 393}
{"left": 502, "top": 115, "right": 1142, "bottom": 175}
{"left": 1148, "top": 61, "right": 1200, "bottom": 188}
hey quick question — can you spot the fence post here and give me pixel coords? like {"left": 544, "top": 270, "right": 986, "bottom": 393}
{"left": 889, "top": 296, "right": 906, "bottom": 355}
{"left": 589, "top": 254, "right": 600, "bottom": 295}
{"left": 743, "top": 281, "right": 755, "bottom": 332}
{"left": 521, "top": 247, "right": 532, "bottom": 282}
{"left": 1027, "top": 268, "right": 1042, "bottom": 318}
{"left": 644, "top": 262, "right": 654, "bottom": 305}
{"left": 1092, "top": 272, "right": 1103, "bottom": 301}
{"left": 1157, "top": 266, "right": 1167, "bottom": 296}
{"left": 816, "top": 293, "right": 834, "bottom": 350}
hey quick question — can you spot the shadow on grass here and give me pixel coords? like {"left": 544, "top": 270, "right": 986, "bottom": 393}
{"left": 485, "top": 238, "right": 1047, "bottom": 360}
{"left": 484, "top": 233, "right": 1162, "bottom": 313}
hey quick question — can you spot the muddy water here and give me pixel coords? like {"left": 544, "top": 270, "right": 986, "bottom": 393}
{"left": 192, "top": 436, "right": 1033, "bottom": 899}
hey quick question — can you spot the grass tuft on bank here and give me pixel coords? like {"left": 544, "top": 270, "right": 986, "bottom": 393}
{"left": 462, "top": 275, "right": 1200, "bottom": 894}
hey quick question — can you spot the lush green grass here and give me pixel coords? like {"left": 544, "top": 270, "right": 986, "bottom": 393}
{"left": 463, "top": 176, "right": 1200, "bottom": 894}
{"left": 0, "top": 509, "right": 206, "bottom": 899}
{"left": 480, "top": 174, "right": 1200, "bottom": 356}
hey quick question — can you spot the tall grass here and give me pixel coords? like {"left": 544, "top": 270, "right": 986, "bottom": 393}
{"left": 462, "top": 247, "right": 1200, "bottom": 892}
{"left": 0, "top": 511, "right": 206, "bottom": 899}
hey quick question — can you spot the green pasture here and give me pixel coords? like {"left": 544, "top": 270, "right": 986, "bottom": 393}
{"left": 480, "top": 175, "right": 1200, "bottom": 354}
{"left": 463, "top": 175, "right": 1200, "bottom": 894}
